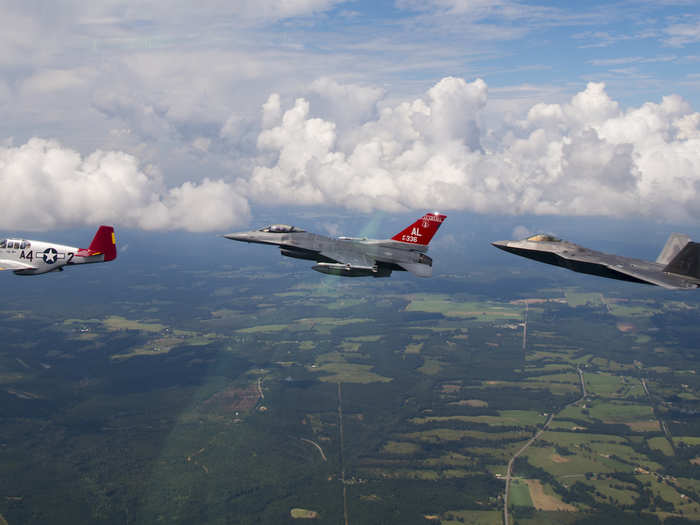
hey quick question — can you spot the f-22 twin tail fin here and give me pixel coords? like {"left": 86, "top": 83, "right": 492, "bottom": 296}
{"left": 663, "top": 240, "right": 700, "bottom": 282}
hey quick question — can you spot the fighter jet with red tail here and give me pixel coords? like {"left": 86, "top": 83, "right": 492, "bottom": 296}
{"left": 225, "top": 213, "right": 446, "bottom": 278}
{"left": 0, "top": 226, "right": 117, "bottom": 275}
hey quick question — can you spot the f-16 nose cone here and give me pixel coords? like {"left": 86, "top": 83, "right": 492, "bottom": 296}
{"left": 224, "top": 232, "right": 252, "bottom": 242}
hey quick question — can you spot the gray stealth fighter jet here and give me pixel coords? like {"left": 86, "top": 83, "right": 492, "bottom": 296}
{"left": 492, "top": 233, "right": 700, "bottom": 290}
{"left": 225, "top": 212, "right": 446, "bottom": 278}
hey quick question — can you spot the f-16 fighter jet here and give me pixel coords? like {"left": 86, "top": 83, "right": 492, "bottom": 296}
{"left": 492, "top": 233, "right": 700, "bottom": 290}
{"left": 0, "top": 226, "right": 117, "bottom": 275}
{"left": 225, "top": 212, "right": 446, "bottom": 278}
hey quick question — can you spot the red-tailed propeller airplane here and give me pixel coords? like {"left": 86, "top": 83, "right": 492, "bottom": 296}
{"left": 0, "top": 226, "right": 117, "bottom": 275}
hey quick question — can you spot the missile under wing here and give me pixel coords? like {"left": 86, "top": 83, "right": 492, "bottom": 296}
{"left": 491, "top": 233, "right": 700, "bottom": 290}
{"left": 225, "top": 212, "right": 446, "bottom": 278}
{"left": 0, "top": 226, "right": 117, "bottom": 275}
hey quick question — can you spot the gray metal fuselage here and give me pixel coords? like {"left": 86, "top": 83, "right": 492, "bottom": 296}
{"left": 225, "top": 230, "right": 431, "bottom": 277}
{"left": 492, "top": 238, "right": 699, "bottom": 290}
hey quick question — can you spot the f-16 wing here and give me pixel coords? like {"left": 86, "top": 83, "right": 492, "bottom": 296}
{"left": 314, "top": 246, "right": 433, "bottom": 278}
{"left": 0, "top": 259, "right": 35, "bottom": 271}
{"left": 313, "top": 247, "right": 386, "bottom": 277}
{"left": 318, "top": 247, "right": 374, "bottom": 267}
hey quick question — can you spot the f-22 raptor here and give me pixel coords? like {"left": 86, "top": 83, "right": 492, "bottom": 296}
{"left": 0, "top": 226, "right": 117, "bottom": 275}
{"left": 492, "top": 233, "right": 700, "bottom": 290}
{"left": 225, "top": 212, "right": 446, "bottom": 278}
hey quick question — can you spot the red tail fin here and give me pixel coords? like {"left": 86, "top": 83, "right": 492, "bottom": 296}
{"left": 88, "top": 226, "right": 117, "bottom": 262}
{"left": 391, "top": 212, "right": 446, "bottom": 246}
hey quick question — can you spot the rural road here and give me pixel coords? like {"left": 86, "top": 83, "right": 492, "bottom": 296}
{"left": 337, "top": 382, "right": 349, "bottom": 525}
{"left": 300, "top": 438, "right": 327, "bottom": 462}
{"left": 503, "top": 367, "right": 586, "bottom": 525}
{"left": 503, "top": 413, "right": 555, "bottom": 525}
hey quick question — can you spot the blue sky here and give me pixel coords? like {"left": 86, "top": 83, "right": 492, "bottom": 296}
{"left": 1, "top": 0, "right": 700, "bottom": 233}
{"left": 312, "top": 0, "right": 700, "bottom": 106}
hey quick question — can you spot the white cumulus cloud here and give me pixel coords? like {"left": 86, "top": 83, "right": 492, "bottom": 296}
{"left": 309, "top": 77, "right": 384, "bottom": 133}
{"left": 0, "top": 138, "right": 249, "bottom": 232}
{"left": 244, "top": 78, "right": 700, "bottom": 222}
{"left": 6, "top": 77, "right": 700, "bottom": 233}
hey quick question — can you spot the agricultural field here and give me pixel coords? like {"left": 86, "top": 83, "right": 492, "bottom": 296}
{"left": 0, "top": 259, "right": 698, "bottom": 525}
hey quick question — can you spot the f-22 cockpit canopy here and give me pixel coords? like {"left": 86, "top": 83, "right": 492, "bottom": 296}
{"left": 526, "top": 234, "right": 562, "bottom": 243}
{"left": 259, "top": 225, "right": 305, "bottom": 233}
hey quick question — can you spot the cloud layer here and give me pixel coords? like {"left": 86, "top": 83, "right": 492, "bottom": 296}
{"left": 245, "top": 78, "right": 700, "bottom": 222}
{"left": 2, "top": 78, "right": 700, "bottom": 232}
{"left": 0, "top": 138, "right": 249, "bottom": 231}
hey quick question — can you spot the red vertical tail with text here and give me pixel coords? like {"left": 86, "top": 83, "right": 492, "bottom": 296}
{"left": 391, "top": 213, "right": 446, "bottom": 246}
{"left": 88, "top": 226, "right": 117, "bottom": 262}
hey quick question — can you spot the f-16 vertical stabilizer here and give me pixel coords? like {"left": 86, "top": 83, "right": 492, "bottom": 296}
{"left": 663, "top": 241, "right": 700, "bottom": 280}
{"left": 656, "top": 233, "right": 691, "bottom": 265}
{"left": 391, "top": 212, "right": 447, "bottom": 246}
{"left": 88, "top": 226, "right": 117, "bottom": 262}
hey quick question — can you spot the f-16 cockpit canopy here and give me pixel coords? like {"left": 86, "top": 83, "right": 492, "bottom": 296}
{"left": 259, "top": 224, "right": 306, "bottom": 233}
{"left": 526, "top": 234, "right": 562, "bottom": 243}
